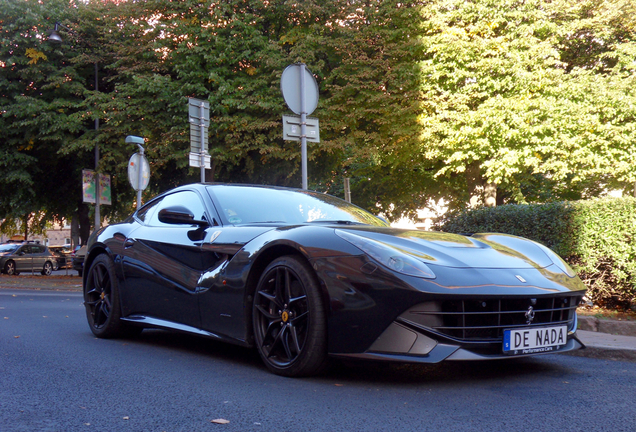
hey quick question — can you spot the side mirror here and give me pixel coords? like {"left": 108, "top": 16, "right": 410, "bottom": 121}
{"left": 158, "top": 206, "right": 209, "bottom": 227}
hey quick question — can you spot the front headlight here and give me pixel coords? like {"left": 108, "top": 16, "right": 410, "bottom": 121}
{"left": 336, "top": 230, "right": 436, "bottom": 279}
{"left": 535, "top": 243, "right": 577, "bottom": 278}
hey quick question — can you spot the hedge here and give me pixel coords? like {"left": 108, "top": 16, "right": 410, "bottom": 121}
{"left": 439, "top": 198, "right": 636, "bottom": 309}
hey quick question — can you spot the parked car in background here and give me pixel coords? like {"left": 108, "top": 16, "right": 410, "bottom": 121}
{"left": 0, "top": 242, "right": 57, "bottom": 276}
{"left": 49, "top": 246, "right": 73, "bottom": 270}
{"left": 72, "top": 245, "right": 87, "bottom": 276}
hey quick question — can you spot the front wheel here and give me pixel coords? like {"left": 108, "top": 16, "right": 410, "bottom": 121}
{"left": 84, "top": 254, "right": 126, "bottom": 338}
{"left": 41, "top": 261, "right": 53, "bottom": 276}
{"left": 4, "top": 260, "right": 17, "bottom": 276}
{"left": 252, "top": 255, "right": 327, "bottom": 377}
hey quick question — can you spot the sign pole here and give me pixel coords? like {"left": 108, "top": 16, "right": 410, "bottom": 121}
{"left": 126, "top": 135, "right": 149, "bottom": 210}
{"left": 136, "top": 145, "right": 144, "bottom": 209}
{"left": 300, "top": 64, "right": 308, "bottom": 190}
{"left": 280, "top": 63, "right": 318, "bottom": 190}
{"left": 188, "top": 98, "right": 210, "bottom": 178}
{"left": 199, "top": 101, "right": 206, "bottom": 182}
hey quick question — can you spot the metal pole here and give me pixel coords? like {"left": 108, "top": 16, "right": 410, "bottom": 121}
{"left": 200, "top": 101, "right": 206, "bottom": 183}
{"left": 94, "top": 61, "right": 100, "bottom": 229}
{"left": 300, "top": 63, "right": 308, "bottom": 190}
{"left": 136, "top": 145, "right": 144, "bottom": 209}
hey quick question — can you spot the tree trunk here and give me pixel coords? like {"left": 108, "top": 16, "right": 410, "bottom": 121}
{"left": 484, "top": 183, "right": 497, "bottom": 207}
{"left": 205, "top": 159, "right": 217, "bottom": 183}
{"left": 78, "top": 203, "right": 90, "bottom": 245}
{"left": 465, "top": 162, "right": 497, "bottom": 207}
{"left": 71, "top": 215, "right": 80, "bottom": 249}
{"left": 23, "top": 213, "right": 29, "bottom": 241}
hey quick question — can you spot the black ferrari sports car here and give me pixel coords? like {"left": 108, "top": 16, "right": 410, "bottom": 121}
{"left": 82, "top": 183, "right": 586, "bottom": 376}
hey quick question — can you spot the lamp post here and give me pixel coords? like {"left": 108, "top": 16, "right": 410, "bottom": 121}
{"left": 48, "top": 22, "right": 101, "bottom": 230}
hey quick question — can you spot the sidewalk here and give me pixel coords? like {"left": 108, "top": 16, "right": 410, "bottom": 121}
{"left": 0, "top": 274, "right": 82, "bottom": 291}
{"left": 2, "top": 275, "right": 636, "bottom": 362}
{"left": 568, "top": 315, "right": 636, "bottom": 362}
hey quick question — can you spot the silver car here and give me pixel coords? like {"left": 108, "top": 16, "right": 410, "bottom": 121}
{"left": 0, "top": 243, "right": 57, "bottom": 276}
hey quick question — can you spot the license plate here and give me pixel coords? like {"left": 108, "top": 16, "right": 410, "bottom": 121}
{"left": 503, "top": 325, "right": 567, "bottom": 355}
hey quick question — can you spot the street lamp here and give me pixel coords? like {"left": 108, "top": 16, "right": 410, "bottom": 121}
{"left": 48, "top": 22, "right": 101, "bottom": 230}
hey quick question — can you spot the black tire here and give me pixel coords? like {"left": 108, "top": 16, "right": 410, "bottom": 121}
{"left": 252, "top": 255, "right": 327, "bottom": 377}
{"left": 84, "top": 254, "right": 127, "bottom": 338}
{"left": 41, "top": 261, "right": 53, "bottom": 276}
{"left": 4, "top": 260, "right": 16, "bottom": 276}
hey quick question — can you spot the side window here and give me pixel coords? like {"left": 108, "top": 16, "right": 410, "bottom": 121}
{"left": 31, "top": 246, "right": 42, "bottom": 254}
{"left": 147, "top": 191, "right": 208, "bottom": 227}
{"left": 136, "top": 199, "right": 161, "bottom": 224}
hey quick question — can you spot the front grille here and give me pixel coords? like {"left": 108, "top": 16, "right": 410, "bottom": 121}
{"left": 399, "top": 295, "right": 583, "bottom": 342}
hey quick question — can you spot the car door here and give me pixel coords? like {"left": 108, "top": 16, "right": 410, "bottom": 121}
{"left": 14, "top": 245, "right": 31, "bottom": 272}
{"left": 120, "top": 190, "right": 217, "bottom": 328}
{"left": 30, "top": 245, "right": 46, "bottom": 271}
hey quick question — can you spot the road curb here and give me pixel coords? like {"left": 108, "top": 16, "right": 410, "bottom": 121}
{"left": 564, "top": 346, "right": 636, "bottom": 362}
{"left": 578, "top": 315, "right": 636, "bottom": 337}
{"left": 565, "top": 329, "right": 636, "bottom": 362}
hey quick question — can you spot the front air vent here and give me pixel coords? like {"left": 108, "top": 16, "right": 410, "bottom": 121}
{"left": 399, "top": 295, "right": 583, "bottom": 342}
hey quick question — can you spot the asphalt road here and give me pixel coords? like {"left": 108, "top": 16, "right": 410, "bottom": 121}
{"left": 2, "top": 289, "right": 636, "bottom": 432}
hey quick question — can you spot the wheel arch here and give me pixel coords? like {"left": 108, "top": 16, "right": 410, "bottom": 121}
{"left": 82, "top": 244, "right": 110, "bottom": 288}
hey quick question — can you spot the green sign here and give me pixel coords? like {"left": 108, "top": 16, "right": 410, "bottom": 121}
{"left": 82, "top": 170, "right": 111, "bottom": 205}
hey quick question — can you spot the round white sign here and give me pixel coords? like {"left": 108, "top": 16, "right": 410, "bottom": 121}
{"left": 280, "top": 64, "right": 319, "bottom": 116}
{"left": 128, "top": 153, "right": 150, "bottom": 191}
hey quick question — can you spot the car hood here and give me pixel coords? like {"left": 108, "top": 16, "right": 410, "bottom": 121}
{"left": 339, "top": 227, "right": 554, "bottom": 270}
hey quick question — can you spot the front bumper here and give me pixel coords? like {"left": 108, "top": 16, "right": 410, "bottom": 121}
{"left": 331, "top": 312, "right": 586, "bottom": 363}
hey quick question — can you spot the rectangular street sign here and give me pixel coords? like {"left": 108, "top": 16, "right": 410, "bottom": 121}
{"left": 189, "top": 126, "right": 208, "bottom": 153}
{"left": 188, "top": 98, "right": 210, "bottom": 127}
{"left": 189, "top": 98, "right": 210, "bottom": 156}
{"left": 283, "top": 115, "right": 320, "bottom": 143}
{"left": 189, "top": 152, "right": 211, "bottom": 169}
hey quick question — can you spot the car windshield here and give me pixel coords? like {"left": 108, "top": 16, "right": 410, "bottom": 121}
{"left": 0, "top": 244, "right": 18, "bottom": 253}
{"left": 208, "top": 186, "right": 388, "bottom": 227}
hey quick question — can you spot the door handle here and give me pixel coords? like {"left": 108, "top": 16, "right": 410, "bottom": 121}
{"left": 124, "top": 238, "right": 136, "bottom": 249}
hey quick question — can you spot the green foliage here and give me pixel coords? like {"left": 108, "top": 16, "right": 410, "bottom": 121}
{"left": 419, "top": 0, "right": 636, "bottom": 207}
{"left": 2, "top": 0, "right": 636, "bottom": 232}
{"left": 440, "top": 198, "right": 636, "bottom": 308}
{"left": 0, "top": 0, "right": 92, "bottom": 235}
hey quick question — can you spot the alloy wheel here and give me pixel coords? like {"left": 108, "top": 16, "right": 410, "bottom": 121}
{"left": 5, "top": 261, "right": 16, "bottom": 276}
{"left": 85, "top": 261, "right": 113, "bottom": 330}
{"left": 253, "top": 264, "right": 310, "bottom": 368}
{"left": 42, "top": 262, "right": 52, "bottom": 276}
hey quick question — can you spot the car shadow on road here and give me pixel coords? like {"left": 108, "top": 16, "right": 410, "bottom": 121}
{"left": 126, "top": 328, "right": 264, "bottom": 370}
{"left": 119, "top": 328, "right": 572, "bottom": 384}
{"left": 322, "top": 356, "right": 570, "bottom": 385}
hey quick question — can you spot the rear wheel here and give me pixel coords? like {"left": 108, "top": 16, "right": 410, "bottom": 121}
{"left": 41, "top": 261, "right": 53, "bottom": 276}
{"left": 252, "top": 255, "right": 327, "bottom": 377}
{"left": 84, "top": 254, "right": 126, "bottom": 338}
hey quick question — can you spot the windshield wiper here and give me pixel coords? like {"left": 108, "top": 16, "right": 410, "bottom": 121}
{"left": 307, "top": 220, "right": 366, "bottom": 225}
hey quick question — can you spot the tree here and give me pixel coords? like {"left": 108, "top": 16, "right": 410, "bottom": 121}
{"left": 284, "top": 0, "right": 433, "bottom": 219}
{"left": 417, "top": 0, "right": 636, "bottom": 209}
{"left": 0, "top": 0, "right": 94, "bottom": 240}
{"left": 4, "top": 0, "right": 636, "bottom": 231}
